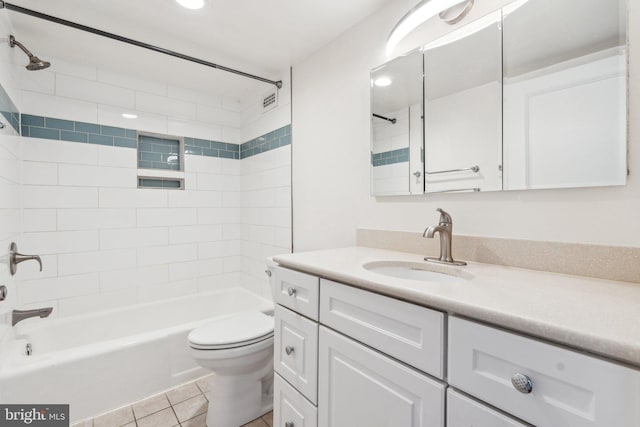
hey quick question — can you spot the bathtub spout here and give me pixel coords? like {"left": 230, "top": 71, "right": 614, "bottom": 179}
{"left": 12, "top": 307, "right": 53, "bottom": 326}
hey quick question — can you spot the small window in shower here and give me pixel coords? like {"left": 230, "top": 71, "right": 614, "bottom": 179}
{"left": 137, "top": 133, "right": 183, "bottom": 171}
{"left": 137, "top": 132, "right": 185, "bottom": 189}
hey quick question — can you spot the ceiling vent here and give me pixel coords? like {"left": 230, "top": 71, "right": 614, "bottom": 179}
{"left": 261, "top": 88, "right": 278, "bottom": 114}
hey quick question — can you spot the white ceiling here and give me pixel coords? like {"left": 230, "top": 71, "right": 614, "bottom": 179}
{"left": 6, "top": 0, "right": 393, "bottom": 99}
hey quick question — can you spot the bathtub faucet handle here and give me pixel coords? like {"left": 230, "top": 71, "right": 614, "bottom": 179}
{"left": 9, "top": 242, "right": 42, "bottom": 276}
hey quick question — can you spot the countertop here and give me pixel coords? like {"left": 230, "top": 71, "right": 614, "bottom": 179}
{"left": 273, "top": 246, "right": 640, "bottom": 368}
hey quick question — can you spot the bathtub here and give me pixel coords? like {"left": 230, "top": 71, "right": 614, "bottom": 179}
{"left": 0, "top": 287, "right": 273, "bottom": 423}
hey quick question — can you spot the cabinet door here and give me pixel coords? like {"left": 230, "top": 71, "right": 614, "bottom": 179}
{"left": 318, "top": 326, "right": 445, "bottom": 427}
{"left": 275, "top": 305, "right": 319, "bottom": 404}
{"left": 274, "top": 373, "right": 318, "bottom": 427}
{"left": 447, "top": 389, "right": 528, "bottom": 427}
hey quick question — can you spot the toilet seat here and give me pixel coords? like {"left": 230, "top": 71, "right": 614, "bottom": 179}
{"left": 189, "top": 311, "right": 274, "bottom": 350}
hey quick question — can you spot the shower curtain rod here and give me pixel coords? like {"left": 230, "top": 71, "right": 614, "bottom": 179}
{"left": 0, "top": 1, "right": 283, "bottom": 89}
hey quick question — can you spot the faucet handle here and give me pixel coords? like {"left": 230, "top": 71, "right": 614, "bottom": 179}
{"left": 436, "top": 208, "right": 452, "bottom": 225}
{"left": 9, "top": 242, "right": 43, "bottom": 276}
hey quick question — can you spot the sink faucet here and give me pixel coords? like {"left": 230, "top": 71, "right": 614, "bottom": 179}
{"left": 423, "top": 208, "right": 466, "bottom": 266}
{"left": 12, "top": 307, "right": 53, "bottom": 326}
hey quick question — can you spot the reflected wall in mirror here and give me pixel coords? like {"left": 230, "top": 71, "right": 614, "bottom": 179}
{"left": 502, "top": 0, "right": 627, "bottom": 190}
{"left": 423, "top": 11, "right": 502, "bottom": 193}
{"left": 371, "top": 51, "right": 424, "bottom": 196}
{"left": 0, "top": 82, "right": 19, "bottom": 135}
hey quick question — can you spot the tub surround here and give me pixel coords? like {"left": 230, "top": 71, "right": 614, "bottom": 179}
{"left": 273, "top": 246, "right": 640, "bottom": 367}
{"left": 358, "top": 228, "right": 640, "bottom": 284}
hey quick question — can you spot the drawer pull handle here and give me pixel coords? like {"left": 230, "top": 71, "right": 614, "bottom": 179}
{"left": 285, "top": 422, "right": 294, "bottom": 427}
{"left": 287, "top": 287, "right": 297, "bottom": 297}
{"left": 285, "top": 346, "right": 295, "bottom": 355}
{"left": 265, "top": 269, "right": 272, "bottom": 277}
{"left": 511, "top": 373, "right": 533, "bottom": 394}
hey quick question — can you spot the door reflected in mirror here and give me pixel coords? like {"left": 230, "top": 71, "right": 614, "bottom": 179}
{"left": 371, "top": 51, "right": 424, "bottom": 196}
{"left": 502, "top": 0, "right": 627, "bottom": 190}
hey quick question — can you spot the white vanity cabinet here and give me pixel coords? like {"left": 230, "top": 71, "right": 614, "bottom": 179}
{"left": 272, "top": 265, "right": 640, "bottom": 427}
{"left": 273, "top": 266, "right": 446, "bottom": 427}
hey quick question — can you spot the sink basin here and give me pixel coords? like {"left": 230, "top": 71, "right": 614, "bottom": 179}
{"left": 363, "top": 261, "right": 471, "bottom": 283}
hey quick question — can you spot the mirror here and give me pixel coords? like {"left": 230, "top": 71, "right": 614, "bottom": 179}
{"left": 370, "top": 0, "right": 628, "bottom": 195}
{"left": 371, "top": 51, "right": 424, "bottom": 196}
{"left": 423, "top": 11, "right": 502, "bottom": 193}
{"left": 502, "top": 0, "right": 627, "bottom": 190}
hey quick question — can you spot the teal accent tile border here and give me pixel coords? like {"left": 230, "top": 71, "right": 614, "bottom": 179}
{"left": 22, "top": 114, "right": 137, "bottom": 148}
{"left": 184, "top": 137, "right": 239, "bottom": 160}
{"left": 20, "top": 114, "right": 291, "bottom": 161}
{"left": 240, "top": 125, "right": 291, "bottom": 159}
{"left": 372, "top": 147, "right": 410, "bottom": 167}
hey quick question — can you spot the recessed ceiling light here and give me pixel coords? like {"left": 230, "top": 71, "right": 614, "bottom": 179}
{"left": 374, "top": 77, "right": 392, "bottom": 87}
{"left": 176, "top": 0, "right": 205, "bottom": 10}
{"left": 122, "top": 113, "right": 138, "bottom": 119}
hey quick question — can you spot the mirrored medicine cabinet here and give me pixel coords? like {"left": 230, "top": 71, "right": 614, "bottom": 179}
{"left": 370, "top": 0, "right": 628, "bottom": 196}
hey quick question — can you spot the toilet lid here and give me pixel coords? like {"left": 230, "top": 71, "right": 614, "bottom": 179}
{"left": 188, "top": 311, "right": 274, "bottom": 350}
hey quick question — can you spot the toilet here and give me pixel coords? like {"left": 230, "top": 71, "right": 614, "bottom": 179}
{"left": 189, "top": 310, "right": 274, "bottom": 427}
{"left": 188, "top": 260, "right": 278, "bottom": 427}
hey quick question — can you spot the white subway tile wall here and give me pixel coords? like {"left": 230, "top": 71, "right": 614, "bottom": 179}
{"left": 11, "top": 56, "right": 292, "bottom": 319}
{"left": 0, "top": 123, "right": 21, "bottom": 345}
{"left": 20, "top": 143, "right": 291, "bottom": 316}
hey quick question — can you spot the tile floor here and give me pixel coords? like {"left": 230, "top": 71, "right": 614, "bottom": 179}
{"left": 71, "top": 374, "right": 273, "bottom": 427}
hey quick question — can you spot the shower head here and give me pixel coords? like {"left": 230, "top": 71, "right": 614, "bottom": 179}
{"left": 9, "top": 35, "right": 50, "bottom": 71}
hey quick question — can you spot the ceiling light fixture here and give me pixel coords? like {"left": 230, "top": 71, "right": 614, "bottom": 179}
{"left": 386, "top": 0, "right": 474, "bottom": 55}
{"left": 374, "top": 77, "right": 393, "bottom": 87}
{"left": 122, "top": 113, "right": 138, "bottom": 119}
{"left": 176, "top": 0, "right": 205, "bottom": 10}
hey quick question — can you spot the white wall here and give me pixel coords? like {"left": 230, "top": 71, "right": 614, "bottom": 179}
{"left": 0, "top": 10, "right": 22, "bottom": 351}
{"left": 425, "top": 82, "right": 502, "bottom": 192}
{"left": 291, "top": 0, "right": 640, "bottom": 250}
{"left": 239, "top": 69, "right": 292, "bottom": 298}
{"left": 12, "top": 58, "right": 291, "bottom": 318}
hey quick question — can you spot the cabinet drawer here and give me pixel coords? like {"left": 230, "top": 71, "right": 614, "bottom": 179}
{"left": 274, "top": 373, "right": 317, "bottom": 427}
{"left": 447, "top": 389, "right": 528, "bottom": 427}
{"left": 319, "top": 326, "right": 445, "bottom": 427}
{"left": 275, "top": 305, "right": 319, "bottom": 404}
{"left": 273, "top": 266, "right": 319, "bottom": 320}
{"left": 448, "top": 317, "right": 640, "bottom": 427}
{"left": 319, "top": 279, "right": 444, "bottom": 378}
